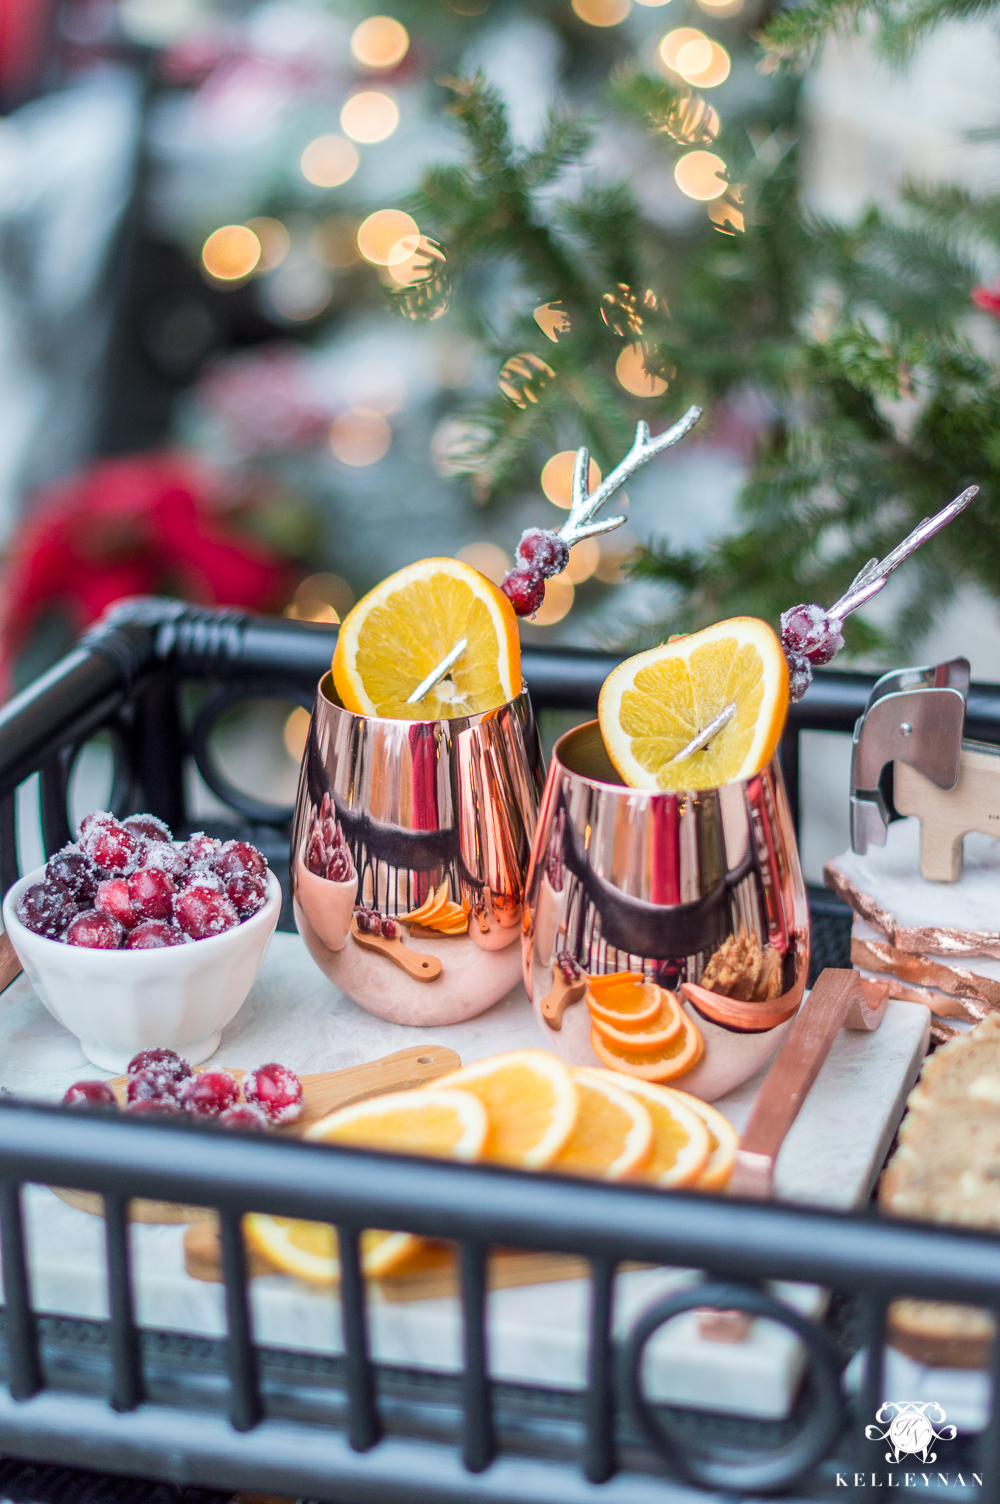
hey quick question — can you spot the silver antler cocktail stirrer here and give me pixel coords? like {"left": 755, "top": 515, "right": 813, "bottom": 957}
{"left": 828, "top": 486, "right": 978, "bottom": 621}
{"left": 560, "top": 406, "right": 703, "bottom": 548}
{"left": 406, "top": 636, "right": 468, "bottom": 705}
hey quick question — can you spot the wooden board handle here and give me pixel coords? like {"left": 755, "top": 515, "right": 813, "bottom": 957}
{"left": 297, "top": 1043, "right": 459, "bottom": 1125}
{"left": 350, "top": 918, "right": 442, "bottom": 981}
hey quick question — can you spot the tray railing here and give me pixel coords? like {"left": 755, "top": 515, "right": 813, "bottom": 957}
{"left": 0, "top": 598, "right": 997, "bottom": 1503}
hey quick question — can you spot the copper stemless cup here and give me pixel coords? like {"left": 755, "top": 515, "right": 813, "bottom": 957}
{"left": 521, "top": 721, "right": 810, "bottom": 1099}
{"left": 291, "top": 674, "right": 545, "bottom": 1026}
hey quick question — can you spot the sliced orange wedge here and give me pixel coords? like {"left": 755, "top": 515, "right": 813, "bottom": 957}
{"left": 586, "top": 977, "right": 662, "bottom": 1027}
{"left": 589, "top": 991, "right": 684, "bottom": 1052}
{"left": 304, "top": 1087, "right": 487, "bottom": 1162}
{"left": 549, "top": 1070, "right": 653, "bottom": 1180}
{"left": 598, "top": 617, "right": 789, "bottom": 792}
{"left": 434, "top": 1049, "right": 578, "bottom": 1169}
{"left": 590, "top": 1011, "right": 704, "bottom": 1081}
{"left": 242, "top": 1219, "right": 418, "bottom": 1287}
{"left": 662, "top": 1088, "right": 738, "bottom": 1190}
{"left": 402, "top": 879, "right": 470, "bottom": 934}
{"left": 332, "top": 557, "right": 521, "bottom": 720}
{"left": 580, "top": 1070, "right": 711, "bottom": 1187}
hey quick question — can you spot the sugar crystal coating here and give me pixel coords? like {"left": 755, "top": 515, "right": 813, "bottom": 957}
{"left": 516, "top": 527, "right": 569, "bottom": 578}
{"left": 46, "top": 847, "right": 98, "bottom": 902}
{"left": 96, "top": 878, "right": 137, "bottom": 929}
{"left": 126, "top": 920, "right": 185, "bottom": 949}
{"left": 127, "top": 1069, "right": 183, "bottom": 1106}
{"left": 65, "top": 909, "right": 124, "bottom": 949}
{"left": 123, "top": 814, "right": 172, "bottom": 843}
{"left": 17, "top": 880, "right": 76, "bottom": 938}
{"left": 127, "top": 1047, "right": 191, "bottom": 1081}
{"left": 180, "top": 1070, "right": 240, "bottom": 1117}
{"left": 174, "top": 886, "right": 239, "bottom": 939}
{"left": 218, "top": 1103, "right": 268, "bottom": 1130}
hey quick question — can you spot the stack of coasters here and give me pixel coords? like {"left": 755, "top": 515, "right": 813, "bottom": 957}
{"left": 824, "top": 818, "right": 1000, "bottom": 1041}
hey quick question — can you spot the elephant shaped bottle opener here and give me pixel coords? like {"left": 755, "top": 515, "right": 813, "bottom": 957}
{"left": 850, "top": 655, "right": 1000, "bottom": 880}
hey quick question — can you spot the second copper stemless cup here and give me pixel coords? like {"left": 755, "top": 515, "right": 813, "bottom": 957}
{"left": 291, "top": 673, "right": 545, "bottom": 1026}
{"left": 521, "top": 721, "right": 810, "bottom": 1099}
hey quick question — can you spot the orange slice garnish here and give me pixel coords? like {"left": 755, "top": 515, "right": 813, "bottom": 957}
{"left": 598, "top": 617, "right": 789, "bottom": 791}
{"left": 434, "top": 1049, "right": 578, "bottom": 1168}
{"left": 402, "top": 880, "right": 470, "bottom": 934}
{"left": 580, "top": 1070, "right": 711, "bottom": 1187}
{"left": 549, "top": 1070, "right": 653, "bottom": 1180}
{"left": 586, "top": 977, "right": 662, "bottom": 1027}
{"left": 305, "top": 1086, "right": 487, "bottom": 1161}
{"left": 589, "top": 989, "right": 683, "bottom": 1052}
{"left": 590, "top": 1012, "right": 704, "bottom": 1081}
{"left": 661, "top": 1088, "right": 738, "bottom": 1190}
{"left": 332, "top": 557, "right": 521, "bottom": 719}
{"left": 242, "top": 1220, "right": 419, "bottom": 1286}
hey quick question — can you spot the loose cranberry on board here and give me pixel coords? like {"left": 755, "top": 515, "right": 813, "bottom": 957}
{"left": 244, "top": 1063, "right": 304, "bottom": 1125}
{"left": 127, "top": 1047, "right": 191, "bottom": 1082}
{"left": 218, "top": 1103, "right": 268, "bottom": 1130}
{"left": 179, "top": 1070, "right": 241, "bottom": 1117}
{"left": 126, "top": 1069, "right": 183, "bottom": 1107}
{"left": 62, "top": 1080, "right": 118, "bottom": 1108}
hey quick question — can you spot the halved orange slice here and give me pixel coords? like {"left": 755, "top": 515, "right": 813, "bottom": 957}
{"left": 586, "top": 977, "right": 662, "bottom": 1027}
{"left": 304, "top": 1087, "right": 487, "bottom": 1161}
{"left": 590, "top": 1012, "right": 704, "bottom": 1081}
{"left": 598, "top": 617, "right": 789, "bottom": 791}
{"left": 589, "top": 990, "right": 684, "bottom": 1052}
{"left": 580, "top": 1070, "right": 710, "bottom": 1187}
{"left": 662, "top": 1088, "right": 738, "bottom": 1190}
{"left": 434, "top": 1050, "right": 578, "bottom": 1168}
{"left": 549, "top": 1070, "right": 653, "bottom": 1180}
{"left": 243, "top": 1218, "right": 417, "bottom": 1287}
{"left": 332, "top": 557, "right": 521, "bottom": 719}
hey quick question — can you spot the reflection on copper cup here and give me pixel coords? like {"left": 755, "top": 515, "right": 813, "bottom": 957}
{"left": 522, "top": 721, "right": 810, "bottom": 1099}
{"left": 292, "top": 675, "right": 544, "bottom": 1026}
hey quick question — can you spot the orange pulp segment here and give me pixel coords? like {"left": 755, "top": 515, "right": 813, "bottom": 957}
{"left": 550, "top": 1070, "right": 653, "bottom": 1180}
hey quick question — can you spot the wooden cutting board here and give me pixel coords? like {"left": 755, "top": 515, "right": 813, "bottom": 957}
{"left": 52, "top": 1044, "right": 460, "bottom": 1224}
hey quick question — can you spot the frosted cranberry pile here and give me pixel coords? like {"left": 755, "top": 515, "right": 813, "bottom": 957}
{"left": 304, "top": 793, "right": 355, "bottom": 883}
{"left": 16, "top": 813, "right": 269, "bottom": 950}
{"left": 62, "top": 1048, "right": 304, "bottom": 1127}
{"left": 354, "top": 907, "right": 398, "bottom": 939}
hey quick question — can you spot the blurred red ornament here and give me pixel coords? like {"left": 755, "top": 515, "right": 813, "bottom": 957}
{"left": 200, "top": 347, "right": 332, "bottom": 456}
{"left": 0, "top": 451, "right": 293, "bottom": 695}
{"left": 972, "top": 283, "right": 1000, "bottom": 317}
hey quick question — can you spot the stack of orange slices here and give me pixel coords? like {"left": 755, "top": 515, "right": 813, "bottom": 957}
{"left": 401, "top": 879, "right": 470, "bottom": 935}
{"left": 586, "top": 974, "right": 704, "bottom": 1082}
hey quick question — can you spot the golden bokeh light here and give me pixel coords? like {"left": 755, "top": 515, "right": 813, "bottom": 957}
{"left": 541, "top": 451, "right": 602, "bottom": 508}
{"left": 658, "top": 94, "right": 720, "bottom": 145}
{"left": 595, "top": 530, "right": 639, "bottom": 584}
{"left": 709, "top": 196, "right": 745, "bottom": 234}
{"left": 310, "top": 216, "right": 362, "bottom": 269}
{"left": 202, "top": 224, "right": 261, "bottom": 281}
{"left": 300, "top": 134, "right": 359, "bottom": 188}
{"left": 674, "top": 149, "right": 727, "bottom": 200}
{"left": 697, "top": 0, "right": 743, "bottom": 14}
{"left": 572, "top": 0, "right": 631, "bottom": 20}
{"left": 329, "top": 408, "right": 392, "bottom": 466}
{"left": 294, "top": 572, "right": 355, "bottom": 617}
{"left": 285, "top": 600, "right": 339, "bottom": 624}
{"left": 634, "top": 0, "right": 672, "bottom": 7}
{"left": 678, "top": 39, "right": 731, "bottom": 85}
{"left": 659, "top": 26, "right": 706, "bottom": 69}
{"left": 244, "top": 217, "right": 290, "bottom": 271}
{"left": 283, "top": 706, "right": 312, "bottom": 763}
{"left": 498, "top": 352, "right": 555, "bottom": 408}
{"left": 565, "top": 538, "right": 600, "bottom": 584}
{"left": 532, "top": 573, "right": 575, "bottom": 625}
{"left": 350, "top": 15, "right": 409, "bottom": 69}
{"left": 533, "top": 301, "right": 571, "bottom": 342}
{"left": 457, "top": 541, "right": 512, "bottom": 585}
{"left": 341, "top": 90, "right": 399, "bottom": 144}
{"left": 616, "top": 343, "right": 668, "bottom": 397}
{"left": 357, "top": 209, "right": 419, "bottom": 265}
{"left": 601, "top": 283, "right": 658, "bottom": 339}
{"left": 386, "top": 235, "right": 446, "bottom": 287}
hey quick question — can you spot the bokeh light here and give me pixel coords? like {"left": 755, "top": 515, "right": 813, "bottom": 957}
{"left": 285, "top": 601, "right": 339, "bottom": 624}
{"left": 350, "top": 15, "right": 410, "bottom": 69}
{"left": 659, "top": 26, "right": 706, "bottom": 69}
{"left": 357, "top": 209, "right": 419, "bottom": 265}
{"left": 498, "top": 352, "right": 554, "bottom": 408}
{"left": 329, "top": 408, "right": 392, "bottom": 465}
{"left": 674, "top": 149, "right": 727, "bottom": 200}
{"left": 571, "top": 0, "right": 631, "bottom": 21}
{"left": 266, "top": 262, "right": 332, "bottom": 321}
{"left": 678, "top": 39, "right": 731, "bottom": 85}
{"left": 202, "top": 225, "right": 260, "bottom": 281}
{"left": 341, "top": 91, "right": 399, "bottom": 144}
{"left": 595, "top": 530, "right": 639, "bottom": 583}
{"left": 300, "top": 134, "right": 359, "bottom": 188}
{"left": 541, "top": 451, "right": 602, "bottom": 508}
{"left": 310, "top": 216, "right": 362, "bottom": 269}
{"left": 616, "top": 344, "right": 668, "bottom": 397}
{"left": 532, "top": 573, "right": 575, "bottom": 625}
{"left": 291, "top": 573, "right": 354, "bottom": 618}
{"left": 534, "top": 301, "right": 571, "bottom": 342}
{"left": 244, "top": 217, "right": 290, "bottom": 271}
{"left": 457, "top": 542, "right": 512, "bottom": 585}
{"left": 283, "top": 707, "right": 311, "bottom": 763}
{"left": 386, "top": 235, "right": 446, "bottom": 287}
{"left": 565, "top": 538, "right": 600, "bottom": 583}
{"left": 635, "top": 0, "right": 671, "bottom": 7}
{"left": 697, "top": 0, "right": 744, "bottom": 15}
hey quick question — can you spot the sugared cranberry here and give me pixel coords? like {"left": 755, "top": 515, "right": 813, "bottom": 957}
{"left": 244, "top": 1063, "right": 303, "bottom": 1125}
{"left": 126, "top": 1098, "right": 180, "bottom": 1116}
{"left": 354, "top": 907, "right": 377, "bottom": 934}
{"left": 62, "top": 1080, "right": 118, "bottom": 1109}
{"left": 224, "top": 872, "right": 266, "bottom": 918}
{"left": 96, "top": 878, "right": 137, "bottom": 929}
{"left": 216, "top": 841, "right": 266, "bottom": 881}
{"left": 515, "top": 527, "right": 569, "bottom": 579}
{"left": 179, "top": 1070, "right": 240, "bottom": 1117}
{"left": 126, "top": 921, "right": 185, "bottom": 950}
{"left": 174, "top": 886, "right": 238, "bottom": 939}
{"left": 182, "top": 834, "right": 221, "bottom": 866}
{"left": 128, "top": 866, "right": 175, "bottom": 921}
{"left": 780, "top": 603, "right": 844, "bottom": 668}
{"left": 326, "top": 849, "right": 353, "bottom": 882}
{"left": 141, "top": 843, "right": 186, "bottom": 879}
{"left": 46, "top": 847, "right": 98, "bottom": 903}
{"left": 78, "top": 812, "right": 109, "bottom": 837}
{"left": 785, "top": 651, "right": 813, "bottom": 704}
{"left": 17, "top": 880, "right": 76, "bottom": 938}
{"left": 379, "top": 916, "right": 398, "bottom": 940}
{"left": 217, "top": 1103, "right": 267, "bottom": 1130}
{"left": 83, "top": 818, "right": 141, "bottom": 873}
{"left": 65, "top": 909, "right": 123, "bottom": 949}
{"left": 501, "top": 566, "right": 545, "bottom": 617}
{"left": 123, "top": 814, "right": 172, "bottom": 843}
{"left": 127, "top": 1069, "right": 182, "bottom": 1106}
{"left": 306, "top": 831, "right": 326, "bottom": 876}
{"left": 556, "top": 950, "right": 581, "bottom": 984}
{"left": 127, "top": 1047, "right": 191, "bottom": 1081}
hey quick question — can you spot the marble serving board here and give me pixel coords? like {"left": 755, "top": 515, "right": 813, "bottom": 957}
{"left": 0, "top": 932, "right": 929, "bottom": 1421}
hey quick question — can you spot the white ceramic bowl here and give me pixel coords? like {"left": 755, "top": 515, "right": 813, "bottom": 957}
{"left": 2, "top": 862, "right": 281, "bottom": 1072}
